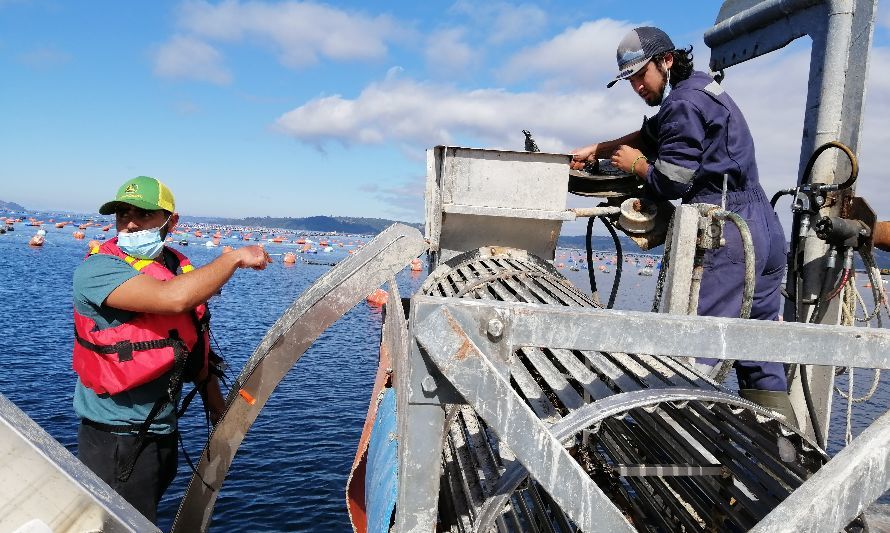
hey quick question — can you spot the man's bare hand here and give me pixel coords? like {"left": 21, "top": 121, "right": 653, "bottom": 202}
{"left": 237, "top": 245, "right": 272, "bottom": 270}
{"left": 570, "top": 144, "right": 598, "bottom": 170}
{"left": 611, "top": 145, "right": 645, "bottom": 174}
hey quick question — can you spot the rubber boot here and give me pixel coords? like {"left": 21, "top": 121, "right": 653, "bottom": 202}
{"left": 738, "top": 389, "right": 798, "bottom": 429}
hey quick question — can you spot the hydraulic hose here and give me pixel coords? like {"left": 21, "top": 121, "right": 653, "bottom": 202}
{"left": 800, "top": 364, "right": 826, "bottom": 446}
{"left": 800, "top": 140, "right": 858, "bottom": 190}
{"left": 602, "top": 217, "right": 623, "bottom": 309}
{"left": 786, "top": 141, "right": 859, "bottom": 315}
{"left": 711, "top": 210, "right": 755, "bottom": 319}
{"left": 770, "top": 188, "right": 796, "bottom": 208}
{"left": 585, "top": 216, "right": 599, "bottom": 304}
{"left": 651, "top": 217, "right": 674, "bottom": 312}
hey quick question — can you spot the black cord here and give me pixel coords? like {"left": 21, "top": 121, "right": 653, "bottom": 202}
{"left": 770, "top": 189, "right": 795, "bottom": 208}
{"left": 602, "top": 217, "right": 623, "bottom": 309}
{"left": 800, "top": 364, "right": 826, "bottom": 446}
{"left": 586, "top": 216, "right": 598, "bottom": 302}
{"left": 801, "top": 141, "right": 858, "bottom": 190}
{"left": 177, "top": 430, "right": 216, "bottom": 492}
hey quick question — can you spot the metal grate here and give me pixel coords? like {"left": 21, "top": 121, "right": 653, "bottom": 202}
{"left": 422, "top": 248, "right": 826, "bottom": 532}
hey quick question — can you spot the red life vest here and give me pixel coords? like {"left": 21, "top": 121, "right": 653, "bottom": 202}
{"left": 73, "top": 238, "right": 210, "bottom": 396}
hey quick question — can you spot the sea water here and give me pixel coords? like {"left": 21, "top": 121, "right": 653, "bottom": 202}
{"left": 0, "top": 223, "right": 887, "bottom": 531}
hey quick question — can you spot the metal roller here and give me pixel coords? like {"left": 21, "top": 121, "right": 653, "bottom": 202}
{"left": 421, "top": 247, "right": 827, "bottom": 533}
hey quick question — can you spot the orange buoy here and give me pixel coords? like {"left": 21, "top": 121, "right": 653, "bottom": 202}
{"left": 367, "top": 288, "right": 388, "bottom": 307}
{"left": 28, "top": 235, "right": 45, "bottom": 247}
{"left": 283, "top": 252, "right": 297, "bottom": 264}
{"left": 102, "top": 225, "right": 111, "bottom": 232}
{"left": 73, "top": 231, "right": 85, "bottom": 240}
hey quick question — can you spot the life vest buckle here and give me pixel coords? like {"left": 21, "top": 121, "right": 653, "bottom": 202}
{"left": 115, "top": 341, "right": 134, "bottom": 362}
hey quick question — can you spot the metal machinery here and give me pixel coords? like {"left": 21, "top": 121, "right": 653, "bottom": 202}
{"left": 2, "top": 1, "right": 890, "bottom": 532}
{"left": 370, "top": 0, "right": 890, "bottom": 531}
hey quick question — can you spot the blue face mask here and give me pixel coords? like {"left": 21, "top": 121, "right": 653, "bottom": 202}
{"left": 117, "top": 215, "right": 171, "bottom": 259}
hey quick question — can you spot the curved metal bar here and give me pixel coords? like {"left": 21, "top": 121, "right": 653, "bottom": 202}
{"left": 172, "top": 224, "right": 427, "bottom": 532}
{"left": 750, "top": 408, "right": 890, "bottom": 533}
{"left": 474, "top": 388, "right": 817, "bottom": 532}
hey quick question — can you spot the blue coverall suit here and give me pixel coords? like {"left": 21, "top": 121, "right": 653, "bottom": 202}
{"left": 639, "top": 71, "right": 787, "bottom": 391}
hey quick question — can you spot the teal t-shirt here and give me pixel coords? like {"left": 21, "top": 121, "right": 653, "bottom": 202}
{"left": 72, "top": 253, "right": 177, "bottom": 434}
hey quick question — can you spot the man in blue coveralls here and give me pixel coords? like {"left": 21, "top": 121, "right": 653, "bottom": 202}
{"left": 571, "top": 27, "right": 795, "bottom": 421}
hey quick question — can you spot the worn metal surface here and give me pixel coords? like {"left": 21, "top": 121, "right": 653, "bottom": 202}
{"left": 707, "top": 0, "right": 823, "bottom": 69}
{"left": 414, "top": 308, "right": 636, "bottom": 533}
{"left": 408, "top": 248, "right": 827, "bottom": 532}
{"left": 708, "top": 0, "right": 879, "bottom": 445}
{"left": 412, "top": 296, "right": 890, "bottom": 369}
{"left": 659, "top": 205, "right": 699, "bottom": 315}
{"left": 0, "top": 394, "right": 158, "bottom": 533}
{"left": 393, "top": 272, "right": 450, "bottom": 533}
{"left": 472, "top": 387, "right": 818, "bottom": 533}
{"left": 425, "top": 146, "right": 571, "bottom": 263}
{"left": 172, "top": 223, "right": 427, "bottom": 532}
{"left": 751, "top": 408, "right": 890, "bottom": 532}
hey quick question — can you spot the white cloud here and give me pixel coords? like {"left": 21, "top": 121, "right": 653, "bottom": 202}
{"left": 722, "top": 43, "right": 890, "bottom": 221}
{"left": 153, "top": 35, "right": 231, "bottom": 84}
{"left": 717, "top": 48, "right": 811, "bottom": 196}
{"left": 498, "top": 18, "right": 638, "bottom": 89}
{"left": 425, "top": 28, "right": 477, "bottom": 76}
{"left": 450, "top": 1, "right": 548, "bottom": 45}
{"left": 174, "top": 0, "right": 406, "bottom": 68}
{"left": 275, "top": 74, "right": 647, "bottom": 152}
{"left": 367, "top": 178, "right": 426, "bottom": 219}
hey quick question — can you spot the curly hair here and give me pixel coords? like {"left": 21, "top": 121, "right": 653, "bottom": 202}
{"left": 653, "top": 45, "right": 694, "bottom": 87}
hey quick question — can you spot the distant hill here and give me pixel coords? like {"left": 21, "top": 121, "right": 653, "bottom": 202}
{"left": 0, "top": 199, "right": 27, "bottom": 212}
{"left": 192, "top": 215, "right": 424, "bottom": 235}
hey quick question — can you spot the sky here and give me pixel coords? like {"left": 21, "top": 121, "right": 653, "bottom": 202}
{"left": 2, "top": 0, "right": 890, "bottom": 234}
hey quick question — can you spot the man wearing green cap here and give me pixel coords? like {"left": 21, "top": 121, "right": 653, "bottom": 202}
{"left": 71, "top": 176, "right": 271, "bottom": 522}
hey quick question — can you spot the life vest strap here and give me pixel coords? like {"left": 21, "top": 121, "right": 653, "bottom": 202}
{"left": 74, "top": 328, "right": 187, "bottom": 363}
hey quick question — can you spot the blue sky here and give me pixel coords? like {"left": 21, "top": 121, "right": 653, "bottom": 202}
{"left": 3, "top": 1, "right": 890, "bottom": 233}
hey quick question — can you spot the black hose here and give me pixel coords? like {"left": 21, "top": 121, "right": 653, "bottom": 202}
{"left": 770, "top": 188, "right": 795, "bottom": 208}
{"left": 800, "top": 141, "right": 858, "bottom": 190}
{"left": 800, "top": 364, "right": 826, "bottom": 446}
{"left": 602, "top": 217, "right": 622, "bottom": 309}
{"left": 786, "top": 141, "right": 859, "bottom": 319}
{"left": 651, "top": 217, "right": 674, "bottom": 312}
{"left": 586, "top": 216, "right": 598, "bottom": 302}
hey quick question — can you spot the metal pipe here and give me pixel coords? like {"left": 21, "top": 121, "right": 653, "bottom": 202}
{"left": 569, "top": 206, "right": 622, "bottom": 218}
{"left": 712, "top": 210, "right": 756, "bottom": 319}
{"left": 704, "top": 0, "right": 824, "bottom": 47}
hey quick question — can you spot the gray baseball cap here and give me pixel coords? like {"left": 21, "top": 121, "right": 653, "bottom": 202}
{"left": 607, "top": 26, "right": 675, "bottom": 88}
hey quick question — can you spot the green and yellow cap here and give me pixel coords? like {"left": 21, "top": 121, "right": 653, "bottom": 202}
{"left": 99, "top": 176, "right": 176, "bottom": 215}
